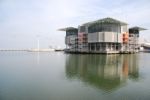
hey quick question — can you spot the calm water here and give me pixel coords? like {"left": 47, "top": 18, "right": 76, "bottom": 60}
{"left": 0, "top": 52, "right": 150, "bottom": 100}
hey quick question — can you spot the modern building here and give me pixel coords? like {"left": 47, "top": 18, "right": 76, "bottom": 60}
{"left": 128, "top": 27, "right": 146, "bottom": 52}
{"left": 59, "top": 17, "right": 146, "bottom": 54}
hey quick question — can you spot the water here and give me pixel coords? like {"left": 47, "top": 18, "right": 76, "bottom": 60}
{"left": 0, "top": 52, "right": 150, "bottom": 100}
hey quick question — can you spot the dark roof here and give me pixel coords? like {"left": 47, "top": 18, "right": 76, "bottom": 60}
{"left": 129, "top": 26, "right": 147, "bottom": 31}
{"left": 83, "top": 17, "right": 128, "bottom": 26}
{"left": 58, "top": 27, "right": 77, "bottom": 31}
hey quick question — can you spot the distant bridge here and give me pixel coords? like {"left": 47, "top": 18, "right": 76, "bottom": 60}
{"left": 0, "top": 49, "right": 30, "bottom": 51}
{"left": 0, "top": 48, "right": 56, "bottom": 52}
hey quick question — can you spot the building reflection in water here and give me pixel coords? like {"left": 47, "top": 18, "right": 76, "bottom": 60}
{"left": 65, "top": 54, "right": 139, "bottom": 91}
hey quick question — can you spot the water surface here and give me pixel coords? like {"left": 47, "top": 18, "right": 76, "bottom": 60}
{"left": 0, "top": 52, "right": 150, "bottom": 100}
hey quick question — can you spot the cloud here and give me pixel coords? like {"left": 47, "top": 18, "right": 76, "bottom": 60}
{"left": 0, "top": 0, "right": 150, "bottom": 48}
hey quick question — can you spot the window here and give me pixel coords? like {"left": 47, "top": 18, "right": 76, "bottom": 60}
{"left": 79, "top": 26, "right": 85, "bottom": 32}
{"left": 66, "top": 29, "right": 78, "bottom": 36}
{"left": 88, "top": 23, "right": 121, "bottom": 33}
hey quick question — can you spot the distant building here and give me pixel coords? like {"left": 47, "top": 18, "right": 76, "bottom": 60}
{"left": 59, "top": 17, "right": 146, "bottom": 54}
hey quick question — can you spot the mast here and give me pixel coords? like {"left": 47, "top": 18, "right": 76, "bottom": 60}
{"left": 37, "top": 38, "right": 39, "bottom": 50}
{"left": 36, "top": 35, "right": 40, "bottom": 51}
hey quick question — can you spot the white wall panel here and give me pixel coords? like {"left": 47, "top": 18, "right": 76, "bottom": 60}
{"left": 88, "top": 32, "right": 122, "bottom": 43}
{"left": 88, "top": 33, "right": 98, "bottom": 43}
{"left": 98, "top": 32, "right": 104, "bottom": 42}
{"left": 104, "top": 32, "right": 113, "bottom": 42}
{"left": 117, "top": 34, "right": 122, "bottom": 43}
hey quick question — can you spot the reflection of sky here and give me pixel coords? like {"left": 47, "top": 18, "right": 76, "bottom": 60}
{"left": 0, "top": 0, "right": 150, "bottom": 48}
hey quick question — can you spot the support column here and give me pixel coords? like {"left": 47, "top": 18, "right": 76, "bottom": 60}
{"left": 95, "top": 43, "right": 96, "bottom": 51}
{"left": 100, "top": 43, "right": 101, "bottom": 51}
{"left": 89, "top": 43, "right": 91, "bottom": 51}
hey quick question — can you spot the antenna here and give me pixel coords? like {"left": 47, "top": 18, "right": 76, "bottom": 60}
{"left": 37, "top": 38, "right": 39, "bottom": 50}
{"left": 36, "top": 35, "right": 40, "bottom": 50}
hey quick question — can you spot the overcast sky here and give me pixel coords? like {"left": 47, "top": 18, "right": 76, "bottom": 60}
{"left": 0, "top": 0, "right": 150, "bottom": 49}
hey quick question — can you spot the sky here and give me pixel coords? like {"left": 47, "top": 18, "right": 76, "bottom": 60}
{"left": 0, "top": 0, "right": 150, "bottom": 49}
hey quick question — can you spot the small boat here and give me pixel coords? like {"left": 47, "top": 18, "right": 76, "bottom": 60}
{"left": 55, "top": 49, "right": 64, "bottom": 52}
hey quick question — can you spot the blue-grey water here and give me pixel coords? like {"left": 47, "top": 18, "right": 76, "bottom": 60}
{"left": 0, "top": 52, "right": 150, "bottom": 100}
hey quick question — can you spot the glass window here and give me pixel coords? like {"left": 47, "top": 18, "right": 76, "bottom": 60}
{"left": 88, "top": 23, "right": 121, "bottom": 33}
{"left": 66, "top": 29, "right": 78, "bottom": 36}
{"left": 79, "top": 26, "right": 85, "bottom": 32}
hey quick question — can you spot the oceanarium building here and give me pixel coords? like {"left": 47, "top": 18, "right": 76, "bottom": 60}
{"left": 59, "top": 17, "right": 146, "bottom": 54}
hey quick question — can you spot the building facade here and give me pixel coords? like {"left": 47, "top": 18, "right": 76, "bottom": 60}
{"left": 129, "top": 27, "right": 146, "bottom": 52}
{"left": 59, "top": 17, "right": 146, "bottom": 54}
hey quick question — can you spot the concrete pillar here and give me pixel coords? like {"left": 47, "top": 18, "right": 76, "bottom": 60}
{"left": 89, "top": 43, "right": 91, "bottom": 51}
{"left": 100, "top": 43, "right": 101, "bottom": 51}
{"left": 95, "top": 43, "right": 96, "bottom": 51}
{"left": 110, "top": 43, "right": 112, "bottom": 51}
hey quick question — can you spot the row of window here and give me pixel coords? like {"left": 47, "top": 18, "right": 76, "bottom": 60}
{"left": 129, "top": 34, "right": 139, "bottom": 37}
{"left": 129, "top": 29, "right": 139, "bottom": 34}
{"left": 66, "top": 29, "right": 78, "bottom": 36}
{"left": 88, "top": 24, "right": 121, "bottom": 33}
{"left": 66, "top": 24, "right": 127, "bottom": 35}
